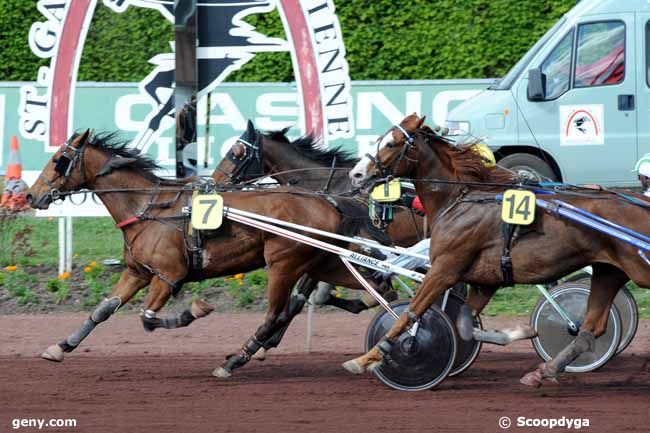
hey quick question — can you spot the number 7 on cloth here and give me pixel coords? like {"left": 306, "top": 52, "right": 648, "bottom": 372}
{"left": 501, "top": 190, "right": 536, "bottom": 225}
{"left": 191, "top": 194, "right": 224, "bottom": 230}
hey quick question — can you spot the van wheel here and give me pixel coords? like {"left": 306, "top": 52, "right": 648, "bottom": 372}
{"left": 498, "top": 153, "right": 557, "bottom": 182}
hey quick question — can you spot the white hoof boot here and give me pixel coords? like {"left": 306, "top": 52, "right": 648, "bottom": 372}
{"left": 212, "top": 367, "right": 232, "bottom": 378}
{"left": 342, "top": 359, "right": 365, "bottom": 375}
{"left": 312, "top": 283, "right": 333, "bottom": 305}
{"left": 253, "top": 347, "right": 267, "bottom": 361}
{"left": 41, "top": 345, "right": 64, "bottom": 362}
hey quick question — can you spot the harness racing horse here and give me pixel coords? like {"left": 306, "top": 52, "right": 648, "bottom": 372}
{"left": 26, "top": 130, "right": 392, "bottom": 377}
{"left": 211, "top": 120, "right": 427, "bottom": 358}
{"left": 346, "top": 115, "right": 650, "bottom": 388}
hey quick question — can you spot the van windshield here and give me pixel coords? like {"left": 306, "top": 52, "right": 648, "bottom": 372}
{"left": 491, "top": 17, "right": 568, "bottom": 90}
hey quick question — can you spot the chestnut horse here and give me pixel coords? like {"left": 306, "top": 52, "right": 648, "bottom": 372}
{"left": 26, "top": 130, "right": 388, "bottom": 378}
{"left": 346, "top": 114, "right": 650, "bottom": 387}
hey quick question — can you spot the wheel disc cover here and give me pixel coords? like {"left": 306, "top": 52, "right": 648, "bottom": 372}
{"left": 365, "top": 301, "right": 457, "bottom": 391}
{"left": 532, "top": 286, "right": 621, "bottom": 372}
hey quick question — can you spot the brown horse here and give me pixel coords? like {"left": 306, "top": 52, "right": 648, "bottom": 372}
{"left": 210, "top": 121, "right": 427, "bottom": 358}
{"left": 26, "top": 130, "right": 388, "bottom": 378}
{"left": 345, "top": 114, "right": 650, "bottom": 387}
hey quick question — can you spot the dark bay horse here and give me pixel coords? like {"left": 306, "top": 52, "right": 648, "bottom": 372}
{"left": 210, "top": 121, "right": 427, "bottom": 358}
{"left": 26, "top": 130, "right": 388, "bottom": 378}
{"left": 346, "top": 115, "right": 650, "bottom": 387}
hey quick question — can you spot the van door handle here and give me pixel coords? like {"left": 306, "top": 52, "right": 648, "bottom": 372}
{"left": 618, "top": 94, "right": 635, "bottom": 111}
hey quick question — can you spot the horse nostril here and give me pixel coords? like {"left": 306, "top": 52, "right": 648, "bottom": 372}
{"left": 26, "top": 194, "right": 33, "bottom": 205}
{"left": 352, "top": 172, "right": 363, "bottom": 179}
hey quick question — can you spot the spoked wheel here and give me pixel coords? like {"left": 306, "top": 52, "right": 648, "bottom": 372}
{"left": 530, "top": 282, "right": 622, "bottom": 373}
{"left": 564, "top": 274, "right": 639, "bottom": 355}
{"left": 365, "top": 300, "right": 457, "bottom": 391}
{"left": 435, "top": 292, "right": 482, "bottom": 376}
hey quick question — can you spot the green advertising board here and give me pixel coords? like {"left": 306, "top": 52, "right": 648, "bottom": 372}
{"left": 0, "top": 79, "right": 491, "bottom": 176}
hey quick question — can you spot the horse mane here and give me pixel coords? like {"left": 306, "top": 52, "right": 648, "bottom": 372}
{"left": 80, "top": 131, "right": 172, "bottom": 183}
{"left": 263, "top": 130, "right": 358, "bottom": 168}
{"left": 419, "top": 126, "right": 515, "bottom": 189}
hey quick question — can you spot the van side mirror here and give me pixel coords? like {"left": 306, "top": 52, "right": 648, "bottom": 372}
{"left": 527, "top": 68, "right": 546, "bottom": 101}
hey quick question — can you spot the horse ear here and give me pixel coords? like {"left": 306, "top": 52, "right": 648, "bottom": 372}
{"left": 97, "top": 156, "right": 138, "bottom": 177}
{"left": 281, "top": 125, "right": 291, "bottom": 135}
{"left": 416, "top": 115, "right": 426, "bottom": 128}
{"left": 75, "top": 129, "right": 92, "bottom": 147}
{"left": 246, "top": 119, "right": 256, "bottom": 135}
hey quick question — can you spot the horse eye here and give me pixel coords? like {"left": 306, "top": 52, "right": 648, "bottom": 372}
{"left": 386, "top": 142, "right": 396, "bottom": 149}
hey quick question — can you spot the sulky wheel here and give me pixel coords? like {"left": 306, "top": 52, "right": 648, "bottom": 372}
{"left": 530, "top": 282, "right": 622, "bottom": 373}
{"left": 611, "top": 286, "right": 639, "bottom": 355}
{"left": 365, "top": 300, "right": 457, "bottom": 391}
{"left": 563, "top": 273, "right": 638, "bottom": 356}
{"left": 435, "top": 291, "right": 482, "bottom": 376}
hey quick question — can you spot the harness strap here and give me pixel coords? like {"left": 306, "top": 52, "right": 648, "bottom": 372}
{"left": 501, "top": 223, "right": 515, "bottom": 286}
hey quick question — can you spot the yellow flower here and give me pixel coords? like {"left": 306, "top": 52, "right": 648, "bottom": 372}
{"left": 5, "top": 265, "right": 17, "bottom": 272}
{"left": 83, "top": 266, "right": 93, "bottom": 273}
{"left": 73, "top": 253, "right": 79, "bottom": 258}
{"left": 234, "top": 273, "right": 245, "bottom": 280}
{"left": 90, "top": 261, "right": 98, "bottom": 267}
{"left": 58, "top": 272, "right": 71, "bottom": 280}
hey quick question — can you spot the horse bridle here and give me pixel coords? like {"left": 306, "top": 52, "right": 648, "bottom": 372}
{"left": 39, "top": 138, "right": 89, "bottom": 200}
{"left": 217, "top": 134, "right": 265, "bottom": 183}
{"left": 367, "top": 124, "right": 418, "bottom": 179}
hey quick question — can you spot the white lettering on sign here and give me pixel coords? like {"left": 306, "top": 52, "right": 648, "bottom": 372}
{"left": 20, "top": 0, "right": 69, "bottom": 145}
{"left": 255, "top": 93, "right": 298, "bottom": 130}
{"left": 356, "top": 91, "right": 423, "bottom": 129}
{"left": 209, "top": 93, "right": 247, "bottom": 130}
{"left": 302, "top": 0, "right": 355, "bottom": 140}
{"left": 432, "top": 89, "right": 482, "bottom": 126}
{"left": 560, "top": 104, "right": 604, "bottom": 146}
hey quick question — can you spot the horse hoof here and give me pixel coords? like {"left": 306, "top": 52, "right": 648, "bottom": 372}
{"left": 520, "top": 369, "right": 543, "bottom": 388}
{"left": 504, "top": 325, "right": 537, "bottom": 341}
{"left": 191, "top": 300, "right": 215, "bottom": 318}
{"left": 252, "top": 348, "right": 267, "bottom": 361}
{"left": 367, "top": 361, "right": 383, "bottom": 372}
{"left": 40, "top": 345, "right": 64, "bottom": 362}
{"left": 212, "top": 367, "right": 232, "bottom": 378}
{"left": 342, "top": 359, "right": 365, "bottom": 375}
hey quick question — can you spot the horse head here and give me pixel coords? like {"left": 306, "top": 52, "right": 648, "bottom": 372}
{"left": 27, "top": 129, "right": 94, "bottom": 209}
{"left": 212, "top": 119, "right": 268, "bottom": 184}
{"left": 349, "top": 113, "right": 426, "bottom": 188}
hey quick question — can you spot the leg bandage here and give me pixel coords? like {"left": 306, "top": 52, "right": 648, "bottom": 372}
{"left": 544, "top": 330, "right": 595, "bottom": 377}
{"left": 60, "top": 297, "right": 121, "bottom": 351}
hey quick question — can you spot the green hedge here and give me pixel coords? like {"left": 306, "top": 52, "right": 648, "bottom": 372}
{"left": 0, "top": 0, "right": 573, "bottom": 82}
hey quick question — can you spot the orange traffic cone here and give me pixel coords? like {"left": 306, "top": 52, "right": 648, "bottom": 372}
{"left": 2, "top": 136, "right": 28, "bottom": 212}
{"left": 6, "top": 136, "right": 22, "bottom": 180}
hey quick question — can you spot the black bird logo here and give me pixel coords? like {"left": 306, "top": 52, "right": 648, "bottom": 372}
{"left": 105, "top": 0, "right": 287, "bottom": 152}
{"left": 573, "top": 116, "right": 590, "bottom": 135}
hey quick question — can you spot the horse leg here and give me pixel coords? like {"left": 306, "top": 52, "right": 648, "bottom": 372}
{"left": 458, "top": 285, "right": 536, "bottom": 345}
{"left": 343, "top": 259, "right": 459, "bottom": 374}
{"left": 41, "top": 271, "right": 150, "bottom": 362}
{"left": 213, "top": 261, "right": 303, "bottom": 378}
{"left": 253, "top": 275, "right": 318, "bottom": 361}
{"left": 520, "top": 263, "right": 628, "bottom": 387}
{"left": 138, "top": 277, "right": 213, "bottom": 331}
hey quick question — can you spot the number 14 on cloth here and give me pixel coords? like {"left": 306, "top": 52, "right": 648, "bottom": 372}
{"left": 501, "top": 190, "right": 536, "bottom": 225}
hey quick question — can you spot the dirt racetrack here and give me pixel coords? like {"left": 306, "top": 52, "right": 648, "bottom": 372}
{"left": 1, "top": 313, "right": 648, "bottom": 433}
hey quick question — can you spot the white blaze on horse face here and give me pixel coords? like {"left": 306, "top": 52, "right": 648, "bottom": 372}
{"left": 350, "top": 155, "right": 371, "bottom": 186}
